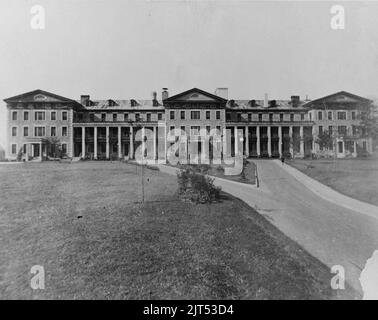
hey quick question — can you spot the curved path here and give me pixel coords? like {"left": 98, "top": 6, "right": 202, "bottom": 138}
{"left": 159, "top": 161, "right": 378, "bottom": 296}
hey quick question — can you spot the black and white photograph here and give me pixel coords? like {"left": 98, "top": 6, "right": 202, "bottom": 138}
{"left": 1, "top": 0, "right": 378, "bottom": 308}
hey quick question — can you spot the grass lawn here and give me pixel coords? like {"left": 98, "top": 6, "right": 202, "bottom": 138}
{"left": 0, "top": 161, "right": 352, "bottom": 299}
{"left": 287, "top": 158, "right": 378, "bottom": 206}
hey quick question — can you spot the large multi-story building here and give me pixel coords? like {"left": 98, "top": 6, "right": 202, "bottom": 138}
{"left": 3, "top": 87, "right": 374, "bottom": 162}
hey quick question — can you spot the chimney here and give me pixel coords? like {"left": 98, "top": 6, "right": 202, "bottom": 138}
{"left": 291, "top": 95, "right": 300, "bottom": 108}
{"left": 264, "top": 93, "right": 268, "bottom": 108}
{"left": 269, "top": 100, "right": 277, "bottom": 108}
{"left": 162, "top": 88, "right": 169, "bottom": 100}
{"left": 215, "top": 87, "right": 228, "bottom": 100}
{"left": 152, "top": 91, "right": 158, "bottom": 106}
{"left": 81, "top": 95, "right": 90, "bottom": 106}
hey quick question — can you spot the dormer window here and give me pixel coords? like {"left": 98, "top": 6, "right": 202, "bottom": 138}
{"left": 130, "top": 99, "right": 138, "bottom": 107}
{"left": 108, "top": 99, "right": 117, "bottom": 107}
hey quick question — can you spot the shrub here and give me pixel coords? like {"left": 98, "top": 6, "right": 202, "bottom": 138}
{"left": 177, "top": 166, "right": 221, "bottom": 203}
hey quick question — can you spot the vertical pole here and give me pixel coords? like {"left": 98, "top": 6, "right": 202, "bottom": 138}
{"left": 256, "top": 126, "right": 260, "bottom": 157}
{"left": 300, "top": 126, "right": 304, "bottom": 157}
{"left": 278, "top": 126, "right": 282, "bottom": 157}
{"left": 153, "top": 126, "right": 157, "bottom": 161}
{"left": 118, "top": 126, "right": 122, "bottom": 160}
{"left": 81, "top": 126, "right": 85, "bottom": 159}
{"left": 94, "top": 127, "right": 98, "bottom": 160}
{"left": 106, "top": 126, "right": 110, "bottom": 159}
{"left": 234, "top": 126, "right": 238, "bottom": 156}
{"left": 289, "top": 126, "right": 293, "bottom": 157}
{"left": 245, "top": 126, "right": 249, "bottom": 157}
{"left": 130, "top": 126, "right": 134, "bottom": 159}
{"left": 267, "top": 126, "right": 271, "bottom": 157}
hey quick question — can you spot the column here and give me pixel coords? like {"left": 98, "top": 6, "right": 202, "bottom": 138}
{"left": 130, "top": 126, "right": 134, "bottom": 159}
{"left": 153, "top": 126, "right": 157, "bottom": 160}
{"left": 142, "top": 126, "right": 146, "bottom": 160}
{"left": 164, "top": 125, "right": 167, "bottom": 162}
{"left": 311, "top": 126, "right": 316, "bottom": 154}
{"left": 289, "top": 126, "right": 293, "bottom": 157}
{"left": 234, "top": 126, "right": 238, "bottom": 156}
{"left": 245, "top": 126, "right": 249, "bottom": 157}
{"left": 267, "top": 126, "right": 271, "bottom": 157}
{"left": 94, "top": 127, "right": 98, "bottom": 159}
{"left": 106, "top": 126, "right": 109, "bottom": 159}
{"left": 300, "top": 126, "right": 304, "bottom": 157}
{"left": 256, "top": 126, "right": 260, "bottom": 156}
{"left": 278, "top": 126, "right": 282, "bottom": 157}
{"left": 81, "top": 126, "right": 85, "bottom": 159}
{"left": 118, "top": 126, "right": 122, "bottom": 159}
{"left": 25, "top": 143, "right": 29, "bottom": 161}
{"left": 39, "top": 141, "right": 42, "bottom": 161}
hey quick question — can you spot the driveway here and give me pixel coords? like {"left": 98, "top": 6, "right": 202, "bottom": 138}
{"left": 212, "top": 159, "right": 378, "bottom": 296}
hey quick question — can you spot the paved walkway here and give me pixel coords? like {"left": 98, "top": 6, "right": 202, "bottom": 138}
{"left": 159, "top": 161, "right": 378, "bottom": 296}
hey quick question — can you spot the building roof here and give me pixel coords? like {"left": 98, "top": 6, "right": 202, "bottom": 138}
{"left": 225, "top": 100, "right": 307, "bottom": 111}
{"left": 76, "top": 99, "right": 165, "bottom": 111}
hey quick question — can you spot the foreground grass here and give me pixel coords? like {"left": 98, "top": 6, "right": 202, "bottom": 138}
{"left": 287, "top": 158, "right": 378, "bottom": 206}
{"left": 0, "top": 162, "right": 350, "bottom": 299}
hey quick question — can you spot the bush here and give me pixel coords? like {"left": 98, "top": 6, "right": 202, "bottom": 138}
{"left": 177, "top": 166, "right": 221, "bottom": 203}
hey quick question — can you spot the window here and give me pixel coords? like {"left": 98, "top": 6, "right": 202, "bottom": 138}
{"left": 337, "top": 112, "right": 346, "bottom": 120}
{"left": 23, "top": 144, "right": 27, "bottom": 153}
{"left": 351, "top": 111, "right": 356, "bottom": 120}
{"left": 206, "top": 111, "right": 211, "bottom": 120}
{"left": 101, "top": 113, "right": 106, "bottom": 122}
{"left": 170, "top": 111, "right": 175, "bottom": 120}
{"left": 216, "top": 126, "right": 221, "bottom": 133}
{"left": 158, "top": 113, "right": 163, "bottom": 121}
{"left": 328, "top": 111, "right": 332, "bottom": 120}
{"left": 338, "top": 141, "right": 343, "bottom": 153}
{"left": 11, "top": 144, "right": 17, "bottom": 154}
{"left": 352, "top": 126, "right": 358, "bottom": 135}
{"left": 12, "top": 111, "right": 17, "bottom": 121}
{"left": 147, "top": 113, "right": 151, "bottom": 122}
{"left": 135, "top": 113, "right": 140, "bottom": 121}
{"left": 318, "top": 126, "right": 323, "bottom": 135}
{"left": 23, "top": 126, "right": 29, "bottom": 137}
{"left": 77, "top": 113, "right": 83, "bottom": 122}
{"left": 12, "top": 127, "right": 17, "bottom": 136}
{"left": 191, "top": 111, "right": 200, "bottom": 120}
{"left": 328, "top": 126, "right": 333, "bottom": 136}
{"left": 90, "top": 113, "right": 95, "bottom": 122}
{"left": 191, "top": 126, "right": 200, "bottom": 135}
{"left": 290, "top": 113, "right": 294, "bottom": 122}
{"left": 338, "top": 126, "right": 347, "bottom": 135}
{"left": 259, "top": 114, "right": 263, "bottom": 122}
{"left": 62, "top": 144, "right": 67, "bottom": 155}
{"left": 34, "top": 127, "right": 45, "bottom": 137}
{"left": 269, "top": 114, "right": 273, "bottom": 122}
{"left": 180, "top": 111, "right": 185, "bottom": 120}
{"left": 62, "top": 111, "right": 68, "bottom": 121}
{"left": 62, "top": 127, "right": 68, "bottom": 136}
{"left": 301, "top": 114, "right": 304, "bottom": 120}
{"left": 318, "top": 111, "right": 323, "bottom": 120}
{"left": 35, "top": 111, "right": 45, "bottom": 121}
{"left": 124, "top": 113, "right": 129, "bottom": 121}
{"left": 309, "top": 113, "right": 312, "bottom": 121}
{"left": 181, "top": 126, "right": 186, "bottom": 135}
{"left": 206, "top": 126, "right": 211, "bottom": 134}
{"left": 113, "top": 113, "right": 117, "bottom": 121}
{"left": 237, "top": 113, "right": 242, "bottom": 121}
{"left": 169, "top": 126, "right": 175, "bottom": 136}
{"left": 51, "top": 111, "right": 56, "bottom": 121}
{"left": 24, "top": 111, "right": 29, "bottom": 121}
{"left": 216, "top": 111, "right": 221, "bottom": 120}
{"left": 248, "top": 113, "right": 252, "bottom": 122}
{"left": 226, "top": 113, "right": 231, "bottom": 121}
{"left": 280, "top": 114, "right": 283, "bottom": 122}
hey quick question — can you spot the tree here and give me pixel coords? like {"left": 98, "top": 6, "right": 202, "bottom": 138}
{"left": 359, "top": 103, "right": 378, "bottom": 140}
{"left": 43, "top": 137, "right": 62, "bottom": 158}
{"left": 316, "top": 130, "right": 333, "bottom": 150}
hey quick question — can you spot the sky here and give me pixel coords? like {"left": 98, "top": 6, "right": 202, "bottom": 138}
{"left": 1, "top": 0, "right": 378, "bottom": 148}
